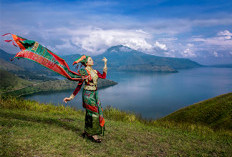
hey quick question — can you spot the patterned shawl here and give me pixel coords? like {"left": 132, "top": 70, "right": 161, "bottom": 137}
{"left": 3, "top": 33, "right": 88, "bottom": 81}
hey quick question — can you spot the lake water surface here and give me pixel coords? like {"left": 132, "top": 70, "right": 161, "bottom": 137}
{"left": 25, "top": 67, "right": 232, "bottom": 119}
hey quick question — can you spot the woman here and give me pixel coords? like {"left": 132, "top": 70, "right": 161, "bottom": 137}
{"left": 63, "top": 55, "right": 107, "bottom": 143}
{"left": 4, "top": 35, "right": 107, "bottom": 141}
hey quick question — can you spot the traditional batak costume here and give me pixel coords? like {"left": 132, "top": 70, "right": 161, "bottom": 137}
{"left": 3, "top": 33, "right": 106, "bottom": 140}
{"left": 71, "top": 55, "right": 106, "bottom": 136}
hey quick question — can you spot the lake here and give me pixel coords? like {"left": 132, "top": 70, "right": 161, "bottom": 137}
{"left": 25, "top": 67, "right": 232, "bottom": 119}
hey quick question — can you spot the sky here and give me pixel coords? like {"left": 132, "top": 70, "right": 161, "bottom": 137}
{"left": 0, "top": 0, "right": 232, "bottom": 64}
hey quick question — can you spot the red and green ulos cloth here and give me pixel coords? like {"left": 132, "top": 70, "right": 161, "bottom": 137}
{"left": 3, "top": 33, "right": 105, "bottom": 129}
{"left": 3, "top": 33, "right": 88, "bottom": 81}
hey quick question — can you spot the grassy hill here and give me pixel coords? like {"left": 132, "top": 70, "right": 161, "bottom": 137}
{"left": 158, "top": 92, "right": 232, "bottom": 130}
{"left": 0, "top": 69, "right": 32, "bottom": 93}
{"left": 0, "top": 95, "right": 231, "bottom": 157}
{"left": 0, "top": 97, "right": 232, "bottom": 157}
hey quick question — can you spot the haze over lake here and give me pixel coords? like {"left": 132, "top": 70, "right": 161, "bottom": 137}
{"left": 25, "top": 67, "right": 232, "bottom": 119}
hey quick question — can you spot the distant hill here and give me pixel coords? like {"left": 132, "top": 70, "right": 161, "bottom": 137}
{"left": 0, "top": 69, "right": 32, "bottom": 93}
{"left": 158, "top": 92, "right": 232, "bottom": 130}
{"left": 93, "top": 45, "right": 202, "bottom": 72}
{"left": 0, "top": 49, "right": 14, "bottom": 61}
{"left": 206, "top": 64, "right": 232, "bottom": 68}
{"left": 0, "top": 59, "right": 24, "bottom": 71}
{"left": 0, "top": 68, "right": 117, "bottom": 97}
{"left": 60, "top": 45, "right": 202, "bottom": 72}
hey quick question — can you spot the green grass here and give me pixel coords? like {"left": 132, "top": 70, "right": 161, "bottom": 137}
{"left": 0, "top": 95, "right": 232, "bottom": 157}
{"left": 158, "top": 92, "right": 232, "bottom": 131}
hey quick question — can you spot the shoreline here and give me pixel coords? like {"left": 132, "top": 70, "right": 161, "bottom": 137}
{"left": 1, "top": 78, "right": 118, "bottom": 98}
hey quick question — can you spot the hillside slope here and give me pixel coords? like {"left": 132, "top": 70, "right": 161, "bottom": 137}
{"left": 159, "top": 92, "right": 232, "bottom": 130}
{"left": 0, "top": 59, "right": 24, "bottom": 71}
{"left": 0, "top": 69, "right": 32, "bottom": 93}
{"left": 0, "top": 96, "right": 231, "bottom": 157}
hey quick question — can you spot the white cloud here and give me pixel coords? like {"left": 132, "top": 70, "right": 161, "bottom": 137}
{"left": 182, "top": 48, "right": 197, "bottom": 57}
{"left": 164, "top": 51, "right": 176, "bottom": 57}
{"left": 154, "top": 41, "right": 168, "bottom": 51}
{"left": 187, "top": 43, "right": 194, "bottom": 47}
{"left": 135, "top": 29, "right": 149, "bottom": 35}
{"left": 158, "top": 37, "right": 178, "bottom": 42}
{"left": 119, "top": 46, "right": 133, "bottom": 52}
{"left": 62, "top": 27, "right": 154, "bottom": 54}
{"left": 55, "top": 39, "right": 74, "bottom": 50}
{"left": 192, "top": 30, "right": 232, "bottom": 47}
{"left": 217, "top": 30, "right": 232, "bottom": 40}
{"left": 218, "top": 30, "right": 232, "bottom": 36}
{"left": 188, "top": 30, "right": 232, "bottom": 58}
{"left": 213, "top": 51, "right": 218, "bottom": 57}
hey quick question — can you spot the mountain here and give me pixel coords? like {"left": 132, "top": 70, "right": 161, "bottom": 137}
{"left": 92, "top": 45, "right": 202, "bottom": 72}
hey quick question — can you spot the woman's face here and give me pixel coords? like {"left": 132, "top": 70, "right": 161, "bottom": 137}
{"left": 86, "top": 57, "right": 94, "bottom": 66}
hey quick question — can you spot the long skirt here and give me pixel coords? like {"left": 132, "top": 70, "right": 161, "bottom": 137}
{"left": 82, "top": 89, "right": 105, "bottom": 136}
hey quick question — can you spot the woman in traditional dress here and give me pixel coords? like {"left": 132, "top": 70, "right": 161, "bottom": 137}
{"left": 3, "top": 34, "right": 107, "bottom": 142}
{"left": 63, "top": 55, "right": 107, "bottom": 143}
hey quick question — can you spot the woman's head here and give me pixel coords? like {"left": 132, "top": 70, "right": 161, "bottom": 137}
{"left": 72, "top": 55, "right": 93, "bottom": 67}
{"left": 86, "top": 57, "right": 94, "bottom": 66}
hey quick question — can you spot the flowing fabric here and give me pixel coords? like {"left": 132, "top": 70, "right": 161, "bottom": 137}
{"left": 3, "top": 33, "right": 88, "bottom": 81}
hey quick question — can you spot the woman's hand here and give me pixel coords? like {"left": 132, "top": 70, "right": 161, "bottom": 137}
{"left": 102, "top": 57, "right": 107, "bottom": 63}
{"left": 63, "top": 97, "right": 71, "bottom": 103}
{"left": 102, "top": 57, "right": 107, "bottom": 74}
